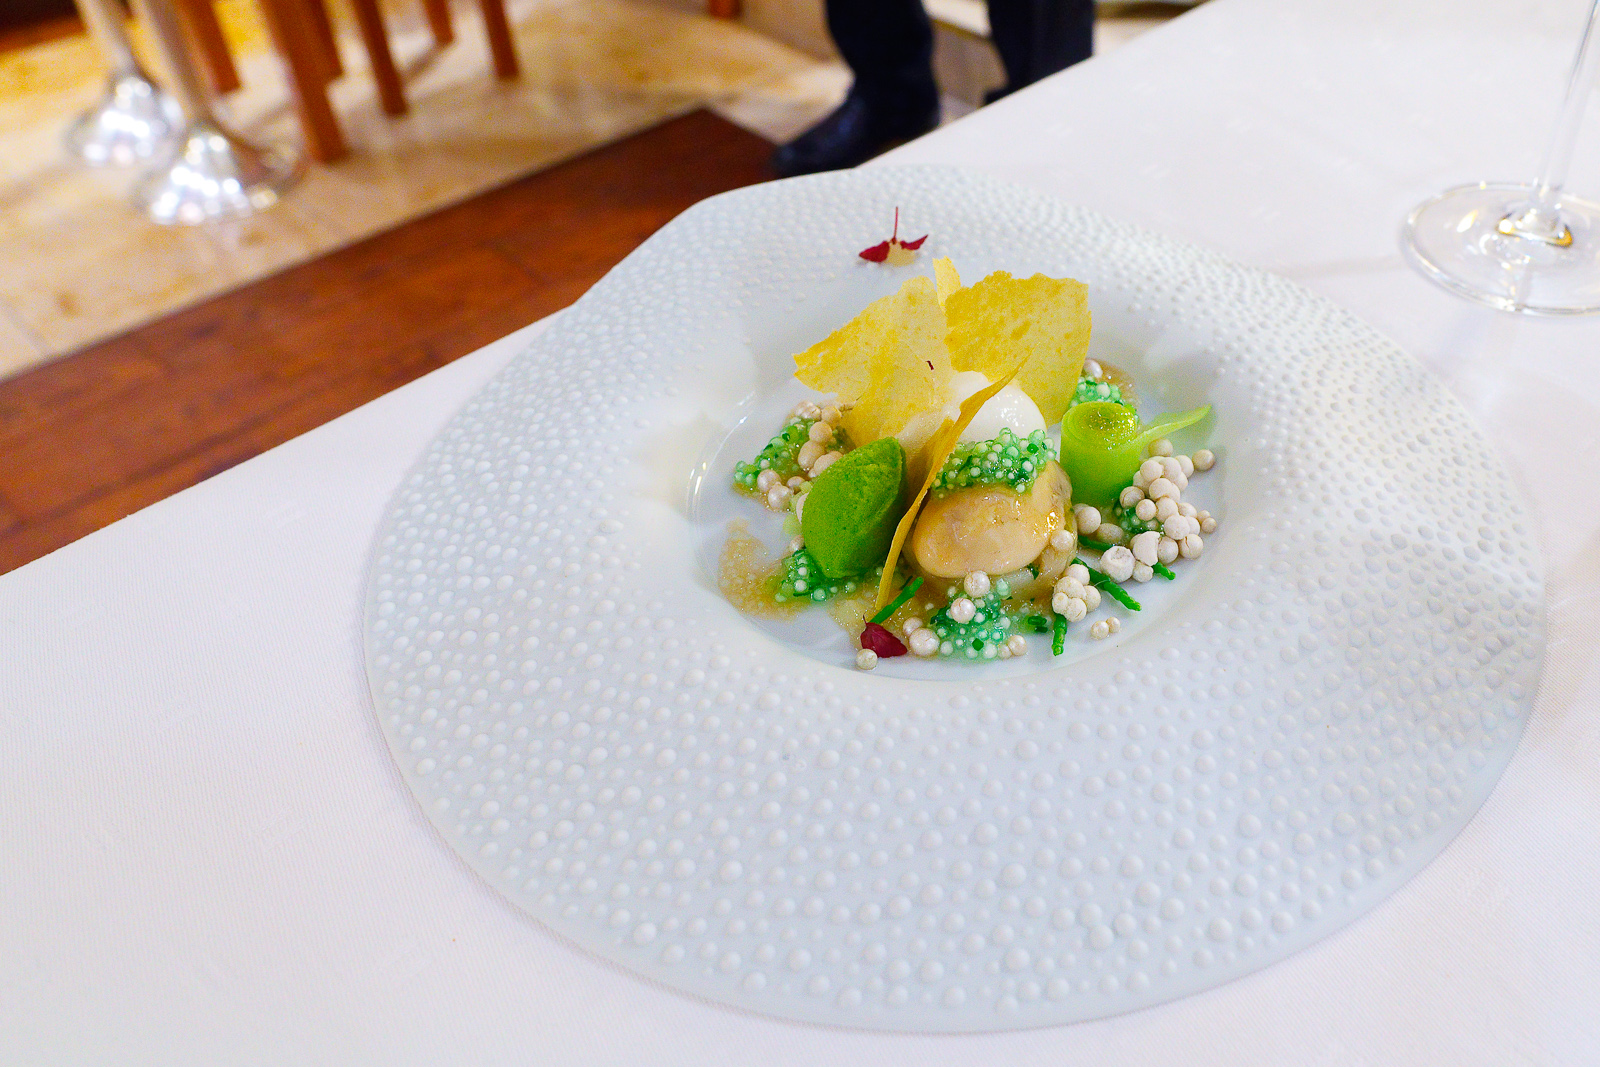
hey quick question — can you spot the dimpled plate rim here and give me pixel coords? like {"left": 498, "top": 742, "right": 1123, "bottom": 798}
{"left": 362, "top": 165, "right": 1544, "bottom": 1032}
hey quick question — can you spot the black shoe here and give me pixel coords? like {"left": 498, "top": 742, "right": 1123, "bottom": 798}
{"left": 982, "top": 84, "right": 1015, "bottom": 106}
{"left": 770, "top": 90, "right": 940, "bottom": 178}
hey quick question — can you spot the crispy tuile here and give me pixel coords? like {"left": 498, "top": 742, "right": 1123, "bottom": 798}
{"left": 945, "top": 270, "right": 1090, "bottom": 424}
{"left": 794, "top": 274, "right": 954, "bottom": 444}
{"left": 933, "top": 257, "right": 962, "bottom": 306}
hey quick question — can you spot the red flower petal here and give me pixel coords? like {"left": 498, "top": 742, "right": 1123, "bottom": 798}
{"left": 860, "top": 622, "right": 907, "bottom": 658}
{"left": 858, "top": 240, "right": 891, "bottom": 262}
{"left": 899, "top": 234, "right": 928, "bottom": 250}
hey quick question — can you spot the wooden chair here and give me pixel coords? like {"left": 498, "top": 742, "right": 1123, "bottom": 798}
{"left": 171, "top": 0, "right": 242, "bottom": 93}
{"left": 173, "top": 0, "right": 521, "bottom": 164}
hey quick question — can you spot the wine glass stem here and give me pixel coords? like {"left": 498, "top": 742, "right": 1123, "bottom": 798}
{"left": 75, "top": 0, "right": 138, "bottom": 71}
{"left": 1506, "top": 0, "right": 1600, "bottom": 243}
{"left": 127, "top": 0, "right": 214, "bottom": 124}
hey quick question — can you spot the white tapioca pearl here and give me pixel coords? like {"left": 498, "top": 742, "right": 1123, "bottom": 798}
{"left": 1097, "top": 523, "right": 1127, "bottom": 544}
{"left": 1131, "top": 530, "right": 1161, "bottom": 565}
{"left": 766, "top": 485, "right": 791, "bottom": 510}
{"left": 1101, "top": 546, "right": 1136, "bottom": 582}
{"left": 808, "top": 421, "right": 834, "bottom": 444}
{"left": 1132, "top": 469, "right": 1151, "bottom": 489}
{"left": 1049, "top": 529, "right": 1075, "bottom": 551}
{"left": 1139, "top": 458, "right": 1166, "bottom": 483}
{"left": 788, "top": 536, "right": 805, "bottom": 554}
{"left": 1157, "top": 536, "right": 1179, "bottom": 564}
{"left": 1149, "top": 438, "right": 1174, "bottom": 457}
{"left": 963, "top": 571, "right": 991, "bottom": 597}
{"left": 1162, "top": 514, "right": 1192, "bottom": 540}
{"left": 998, "top": 645, "right": 1012, "bottom": 660}
{"left": 1177, "top": 501, "right": 1197, "bottom": 518}
{"left": 1132, "top": 562, "right": 1154, "bottom": 583}
{"left": 820, "top": 406, "right": 841, "bottom": 424}
{"left": 793, "top": 492, "right": 807, "bottom": 524}
{"left": 1054, "top": 593, "right": 1088, "bottom": 620}
{"left": 1192, "top": 449, "right": 1215, "bottom": 472}
{"left": 1083, "top": 586, "right": 1101, "bottom": 610}
{"left": 810, "top": 451, "right": 841, "bottom": 476}
{"left": 1089, "top": 619, "right": 1111, "bottom": 640}
{"left": 1200, "top": 514, "right": 1218, "bottom": 534}
{"left": 1073, "top": 504, "right": 1102, "bottom": 533}
{"left": 792, "top": 400, "right": 822, "bottom": 419}
{"left": 1106, "top": 617, "right": 1121, "bottom": 635}
{"left": 1066, "top": 563, "right": 1090, "bottom": 585}
{"left": 950, "top": 598, "right": 977, "bottom": 624}
{"left": 1134, "top": 497, "right": 1158, "bottom": 522}
{"left": 1083, "top": 358, "right": 1103, "bottom": 379}
{"left": 1177, "top": 454, "right": 1194, "bottom": 478}
{"left": 1054, "top": 576, "right": 1087, "bottom": 599}
{"left": 1148, "top": 477, "right": 1179, "bottom": 501}
{"left": 1181, "top": 534, "right": 1204, "bottom": 559}
{"left": 1119, "top": 485, "right": 1145, "bottom": 508}
{"left": 901, "top": 616, "right": 923, "bottom": 637}
{"left": 856, "top": 648, "right": 878, "bottom": 670}
{"left": 756, "top": 469, "right": 780, "bottom": 492}
{"left": 797, "top": 441, "right": 824, "bottom": 470}
{"left": 1159, "top": 456, "right": 1183, "bottom": 482}
{"left": 1155, "top": 497, "right": 1180, "bottom": 522}
{"left": 1006, "top": 635, "right": 1028, "bottom": 657}
{"left": 909, "top": 628, "right": 939, "bottom": 657}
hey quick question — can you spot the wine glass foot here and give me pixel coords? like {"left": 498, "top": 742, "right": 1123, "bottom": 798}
{"left": 65, "top": 66, "right": 184, "bottom": 168}
{"left": 1402, "top": 181, "right": 1600, "bottom": 315}
{"left": 133, "top": 119, "right": 304, "bottom": 225}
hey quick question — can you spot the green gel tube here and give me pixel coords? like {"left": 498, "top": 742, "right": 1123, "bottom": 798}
{"left": 1059, "top": 400, "right": 1211, "bottom": 508}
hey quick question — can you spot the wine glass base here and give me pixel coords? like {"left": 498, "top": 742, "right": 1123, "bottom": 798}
{"left": 1402, "top": 182, "right": 1600, "bottom": 315}
{"left": 133, "top": 119, "right": 304, "bottom": 226}
{"left": 65, "top": 67, "right": 184, "bottom": 168}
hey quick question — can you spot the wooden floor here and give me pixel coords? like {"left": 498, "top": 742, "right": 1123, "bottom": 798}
{"left": 0, "top": 110, "right": 774, "bottom": 574}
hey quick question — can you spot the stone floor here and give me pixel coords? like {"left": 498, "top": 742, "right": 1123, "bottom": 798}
{"left": 0, "top": 0, "right": 1178, "bottom": 378}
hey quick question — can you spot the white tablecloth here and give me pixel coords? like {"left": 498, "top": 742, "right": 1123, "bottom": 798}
{"left": 4, "top": 0, "right": 1598, "bottom": 1061}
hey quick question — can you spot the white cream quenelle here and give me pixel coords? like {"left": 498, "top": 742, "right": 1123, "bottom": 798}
{"left": 893, "top": 371, "right": 1047, "bottom": 456}
{"left": 949, "top": 371, "right": 1045, "bottom": 443}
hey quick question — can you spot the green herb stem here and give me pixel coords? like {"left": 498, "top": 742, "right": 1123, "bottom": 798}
{"left": 1074, "top": 557, "right": 1142, "bottom": 611}
{"left": 869, "top": 575, "right": 924, "bottom": 625}
{"left": 1052, "top": 614, "right": 1068, "bottom": 655}
{"left": 1152, "top": 562, "right": 1176, "bottom": 581}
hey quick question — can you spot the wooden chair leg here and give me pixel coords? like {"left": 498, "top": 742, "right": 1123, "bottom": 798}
{"left": 302, "top": 0, "right": 343, "bottom": 81}
{"left": 257, "top": 0, "right": 347, "bottom": 162}
{"left": 477, "top": 0, "right": 517, "bottom": 78}
{"left": 170, "top": 0, "right": 242, "bottom": 94}
{"left": 347, "top": 0, "right": 407, "bottom": 115}
{"left": 421, "top": 0, "right": 453, "bottom": 46}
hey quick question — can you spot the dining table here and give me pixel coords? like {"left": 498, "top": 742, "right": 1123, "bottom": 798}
{"left": 4, "top": 0, "right": 1598, "bottom": 1060}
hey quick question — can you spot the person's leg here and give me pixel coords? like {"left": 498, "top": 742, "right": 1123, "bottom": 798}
{"left": 985, "top": 0, "right": 1094, "bottom": 101}
{"left": 771, "top": 0, "right": 942, "bottom": 177}
{"left": 828, "top": 0, "right": 939, "bottom": 115}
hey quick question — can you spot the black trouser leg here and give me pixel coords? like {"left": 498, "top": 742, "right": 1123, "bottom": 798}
{"left": 986, "top": 0, "right": 1095, "bottom": 93}
{"left": 825, "top": 0, "right": 940, "bottom": 115}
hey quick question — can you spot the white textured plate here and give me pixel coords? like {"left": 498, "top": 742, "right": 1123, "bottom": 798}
{"left": 363, "top": 166, "right": 1544, "bottom": 1031}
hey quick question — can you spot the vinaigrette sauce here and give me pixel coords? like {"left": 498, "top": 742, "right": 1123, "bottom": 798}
{"left": 718, "top": 521, "right": 807, "bottom": 619}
